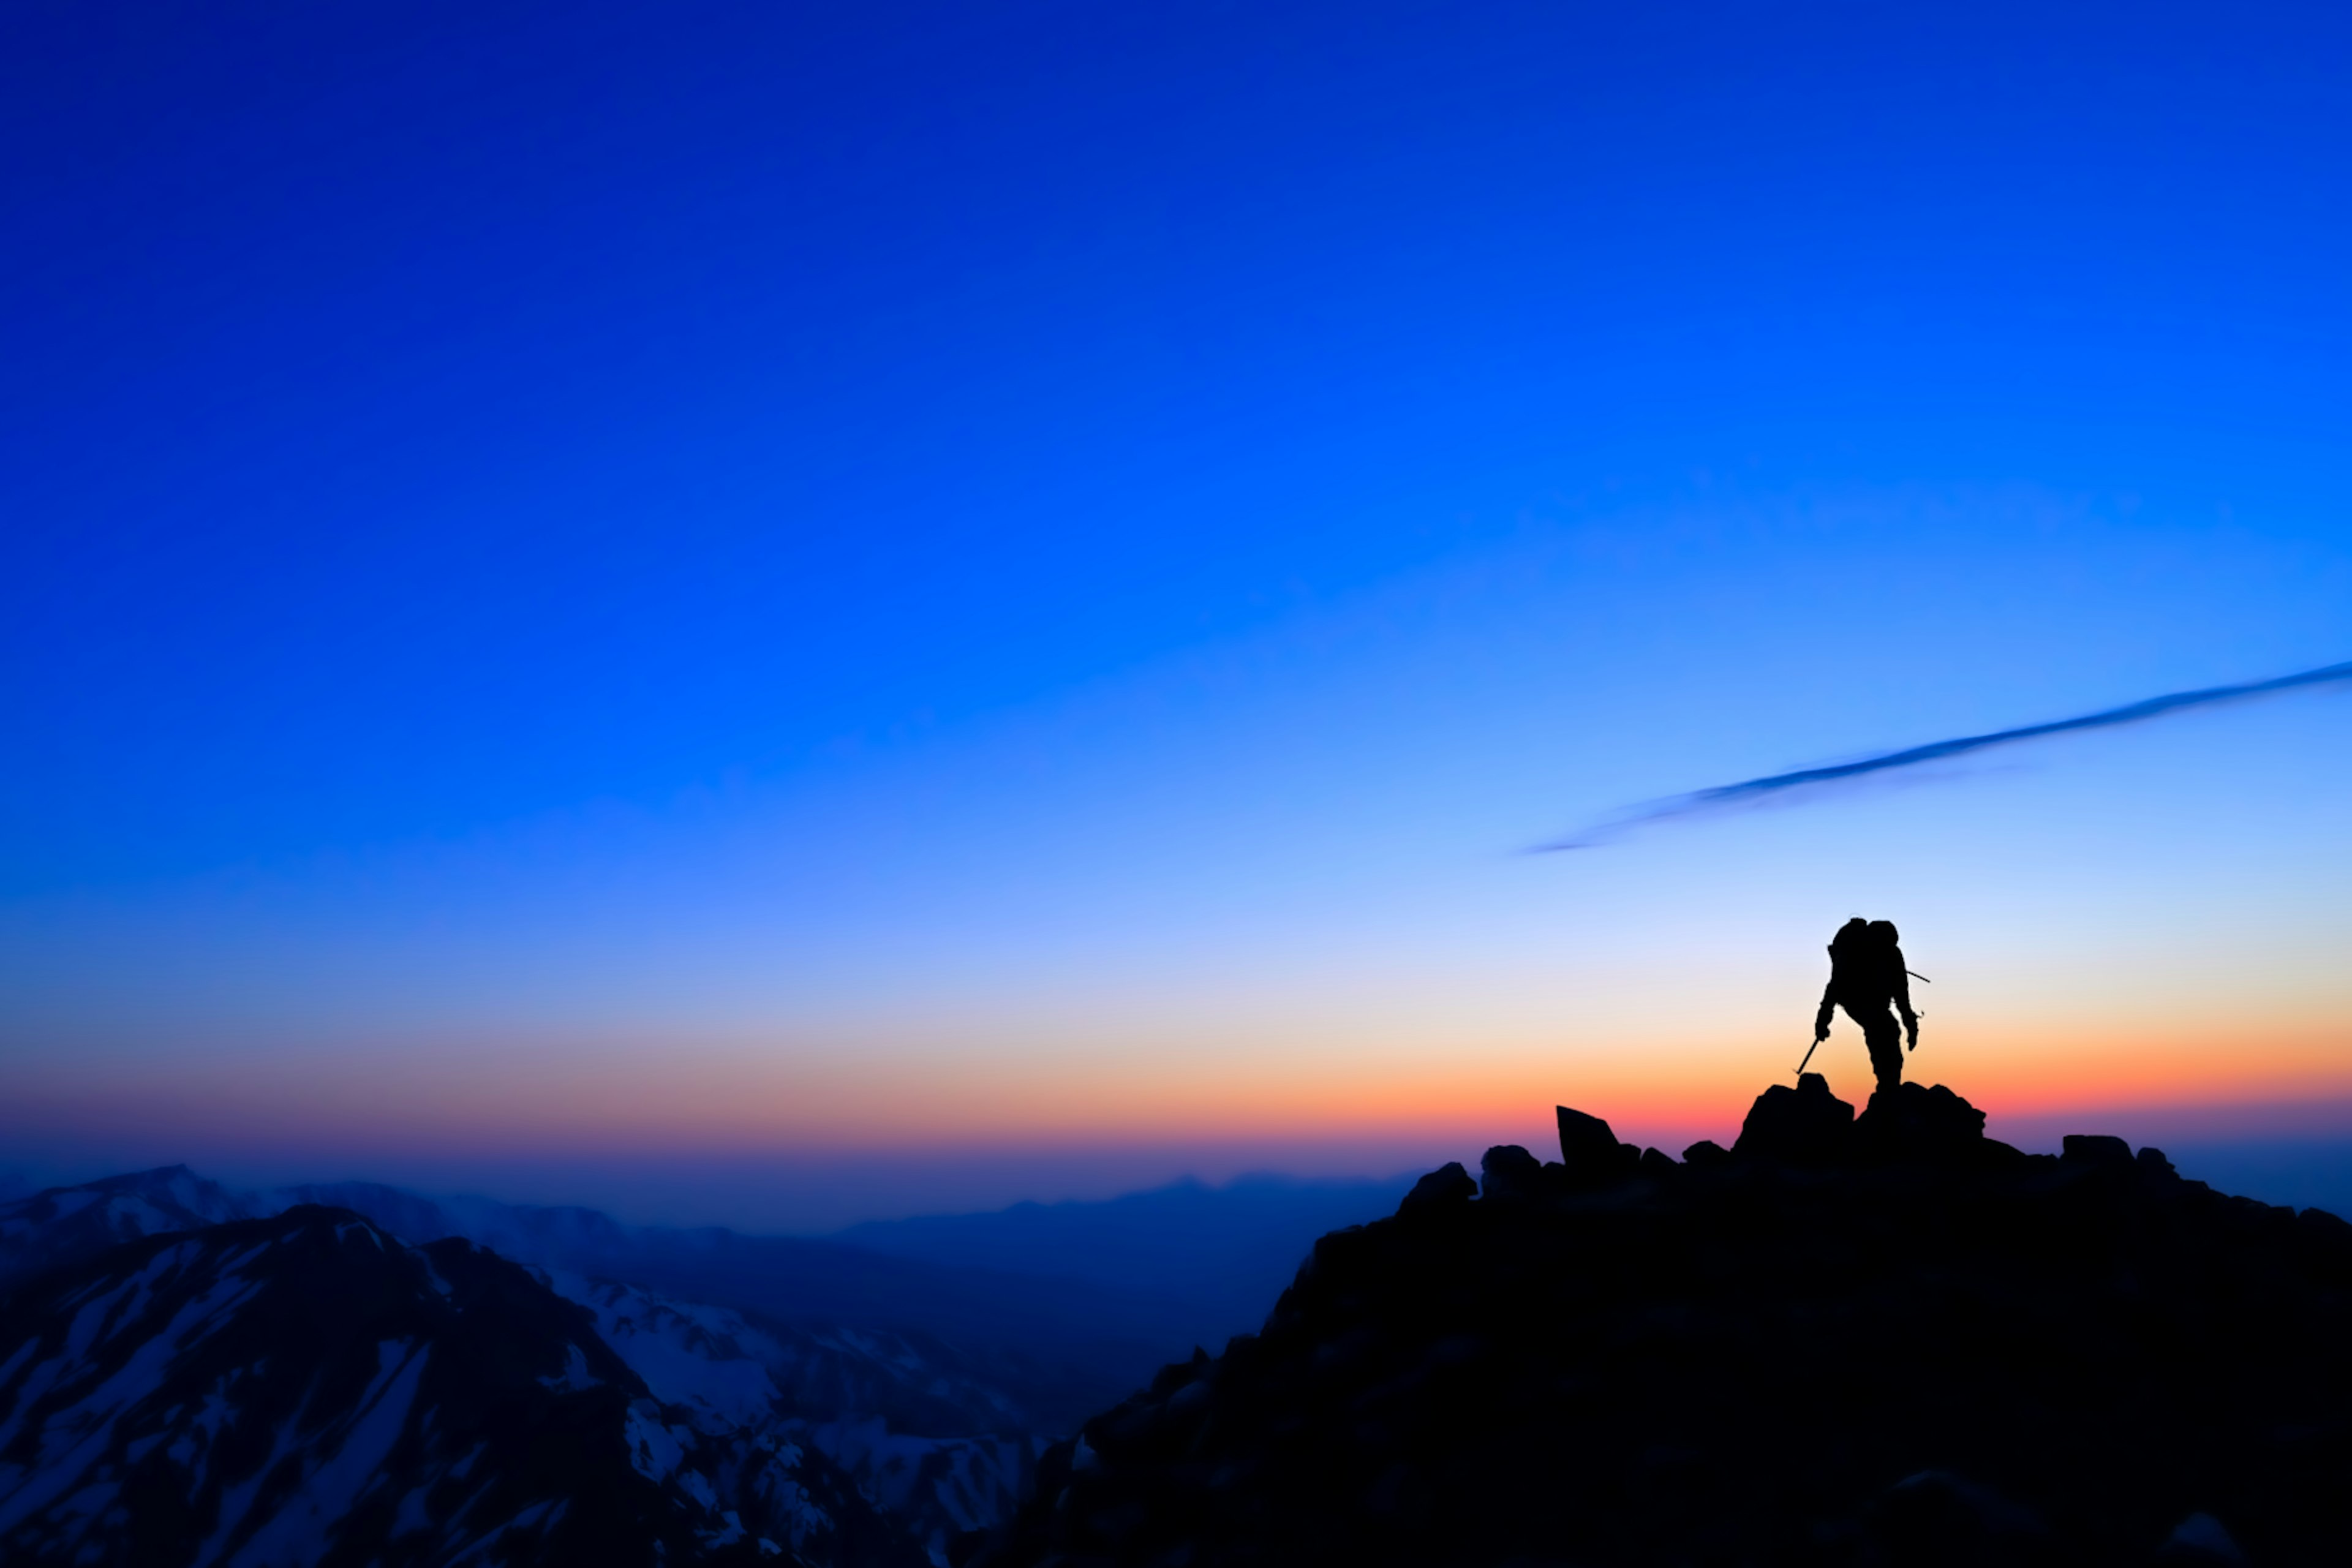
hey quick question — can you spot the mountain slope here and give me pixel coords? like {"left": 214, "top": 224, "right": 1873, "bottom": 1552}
{"left": 555, "top": 1272, "right": 1033, "bottom": 1566}
{"left": 0, "top": 1167, "right": 253, "bottom": 1290}
{"left": 984, "top": 1078, "right": 2352, "bottom": 1567}
{"left": 0, "top": 1206, "right": 923, "bottom": 1566}
{"left": 0, "top": 1173, "right": 1163, "bottom": 1559}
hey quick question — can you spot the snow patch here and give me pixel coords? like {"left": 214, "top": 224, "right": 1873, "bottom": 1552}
{"left": 217, "top": 1342, "right": 428, "bottom": 1567}
{"left": 551, "top": 1276, "right": 778, "bottom": 1429}
{"left": 625, "top": 1400, "right": 687, "bottom": 1483}
{"left": 536, "top": 1341, "right": 600, "bottom": 1394}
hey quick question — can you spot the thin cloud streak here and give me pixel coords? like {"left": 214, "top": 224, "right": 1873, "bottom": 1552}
{"left": 1541, "top": 658, "right": 2352, "bottom": 850}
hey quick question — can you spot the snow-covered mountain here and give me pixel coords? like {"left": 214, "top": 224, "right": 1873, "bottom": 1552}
{"left": 0, "top": 1204, "right": 922, "bottom": 1566}
{"left": 0, "top": 1168, "right": 252, "bottom": 1289}
{"left": 0, "top": 1165, "right": 1394, "bottom": 1564}
{"left": 0, "top": 1172, "right": 1061, "bottom": 1564}
{"left": 260, "top": 1182, "right": 1084, "bottom": 1558}
{"left": 555, "top": 1274, "right": 1031, "bottom": 1566}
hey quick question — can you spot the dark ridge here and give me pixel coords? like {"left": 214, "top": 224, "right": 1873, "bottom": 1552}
{"left": 976, "top": 1077, "right": 2352, "bottom": 1567}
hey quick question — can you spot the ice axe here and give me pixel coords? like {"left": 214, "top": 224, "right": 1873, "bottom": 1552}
{"left": 1794, "top": 1036, "right": 1823, "bottom": 1079}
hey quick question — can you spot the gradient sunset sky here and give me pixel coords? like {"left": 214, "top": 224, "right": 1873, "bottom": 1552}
{"left": 5, "top": 2, "right": 2350, "bottom": 1227}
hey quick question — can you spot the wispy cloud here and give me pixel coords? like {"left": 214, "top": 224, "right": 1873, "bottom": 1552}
{"left": 1540, "top": 659, "right": 2352, "bottom": 851}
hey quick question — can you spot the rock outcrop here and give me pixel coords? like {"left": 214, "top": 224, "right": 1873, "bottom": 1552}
{"left": 980, "top": 1080, "right": 2352, "bottom": 1567}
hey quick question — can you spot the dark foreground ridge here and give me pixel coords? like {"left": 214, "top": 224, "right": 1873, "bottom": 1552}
{"left": 981, "top": 1077, "right": 2352, "bottom": 1567}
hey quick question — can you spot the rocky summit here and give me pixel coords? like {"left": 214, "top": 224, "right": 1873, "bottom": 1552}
{"left": 980, "top": 1077, "right": 2352, "bottom": 1567}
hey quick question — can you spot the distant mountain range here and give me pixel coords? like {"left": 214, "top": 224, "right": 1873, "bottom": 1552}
{"left": 0, "top": 1164, "right": 1408, "bottom": 1564}
{"left": 837, "top": 1174, "right": 1419, "bottom": 1338}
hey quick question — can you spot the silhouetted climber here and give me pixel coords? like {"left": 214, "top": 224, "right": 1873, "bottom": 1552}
{"left": 1813, "top": 917, "right": 1920, "bottom": 1096}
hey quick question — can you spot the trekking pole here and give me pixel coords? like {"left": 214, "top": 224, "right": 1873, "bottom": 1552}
{"left": 1794, "top": 1037, "right": 1822, "bottom": 1079}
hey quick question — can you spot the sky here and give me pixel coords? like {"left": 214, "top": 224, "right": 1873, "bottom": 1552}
{"left": 4, "top": 1, "right": 2350, "bottom": 1229}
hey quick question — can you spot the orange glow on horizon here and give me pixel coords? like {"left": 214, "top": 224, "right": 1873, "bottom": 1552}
{"left": 10, "top": 1019, "right": 2348, "bottom": 1161}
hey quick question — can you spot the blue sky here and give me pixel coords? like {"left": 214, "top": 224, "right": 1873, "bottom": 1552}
{"left": 4, "top": 2, "right": 2350, "bottom": 1225}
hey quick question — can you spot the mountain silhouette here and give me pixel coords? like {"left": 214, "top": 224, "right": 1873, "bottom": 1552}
{"left": 980, "top": 1077, "right": 2352, "bottom": 1567}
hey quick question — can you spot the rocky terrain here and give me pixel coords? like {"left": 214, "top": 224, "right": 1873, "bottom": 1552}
{"left": 982, "top": 1077, "right": 2352, "bottom": 1567}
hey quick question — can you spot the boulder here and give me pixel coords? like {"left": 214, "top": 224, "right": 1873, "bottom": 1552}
{"left": 1732, "top": 1072, "right": 1855, "bottom": 1165}
{"left": 1680, "top": 1139, "right": 1729, "bottom": 1167}
{"left": 1479, "top": 1145, "right": 1545, "bottom": 1203}
{"left": 1855, "top": 1081, "right": 1991, "bottom": 1163}
{"left": 1399, "top": 1162, "right": 1477, "bottom": 1212}
{"left": 1556, "top": 1105, "right": 1618, "bottom": 1166}
{"left": 1556, "top": 1106, "right": 1641, "bottom": 1188}
{"left": 2063, "top": 1134, "right": 2133, "bottom": 1167}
